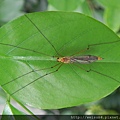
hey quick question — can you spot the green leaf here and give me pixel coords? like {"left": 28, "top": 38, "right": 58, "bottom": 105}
{"left": 48, "top": 0, "right": 81, "bottom": 11}
{"left": 2, "top": 102, "right": 25, "bottom": 115}
{"left": 0, "top": 0, "right": 24, "bottom": 26}
{"left": 0, "top": 88, "right": 6, "bottom": 104}
{"left": 97, "top": 0, "right": 120, "bottom": 32}
{"left": 79, "top": 0, "right": 92, "bottom": 17}
{"left": 97, "top": 0, "right": 120, "bottom": 8}
{"left": 0, "top": 12, "right": 120, "bottom": 109}
{"left": 104, "top": 8, "right": 120, "bottom": 32}
{"left": 2, "top": 102, "right": 38, "bottom": 119}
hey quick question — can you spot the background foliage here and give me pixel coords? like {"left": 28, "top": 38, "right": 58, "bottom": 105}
{"left": 0, "top": 0, "right": 120, "bottom": 117}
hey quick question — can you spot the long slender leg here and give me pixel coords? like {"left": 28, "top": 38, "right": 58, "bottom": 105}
{"left": 70, "top": 39, "right": 120, "bottom": 57}
{"left": 87, "top": 39, "right": 120, "bottom": 49}
{"left": 1, "top": 63, "right": 61, "bottom": 87}
{"left": 72, "top": 63, "right": 90, "bottom": 72}
{"left": 88, "top": 69, "right": 120, "bottom": 84}
{"left": 70, "top": 48, "right": 89, "bottom": 56}
{"left": 0, "top": 42, "right": 51, "bottom": 57}
{"left": 25, "top": 14, "right": 61, "bottom": 57}
{"left": 10, "top": 63, "right": 63, "bottom": 96}
{"left": 74, "top": 64, "right": 120, "bottom": 84}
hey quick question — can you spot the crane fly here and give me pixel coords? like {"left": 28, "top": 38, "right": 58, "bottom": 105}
{"left": 0, "top": 13, "right": 120, "bottom": 108}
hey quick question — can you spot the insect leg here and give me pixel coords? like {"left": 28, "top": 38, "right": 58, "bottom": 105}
{"left": 70, "top": 48, "right": 89, "bottom": 56}
{"left": 70, "top": 40, "right": 120, "bottom": 57}
{"left": 0, "top": 42, "right": 51, "bottom": 57}
{"left": 73, "top": 64, "right": 120, "bottom": 84}
{"left": 25, "top": 14, "right": 61, "bottom": 57}
{"left": 87, "top": 69, "right": 120, "bottom": 84}
{"left": 72, "top": 63, "right": 90, "bottom": 72}
{"left": 10, "top": 63, "right": 63, "bottom": 96}
{"left": 87, "top": 39, "right": 120, "bottom": 49}
{"left": 1, "top": 63, "right": 61, "bottom": 87}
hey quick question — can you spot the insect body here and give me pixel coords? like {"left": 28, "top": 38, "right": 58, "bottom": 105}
{"left": 57, "top": 55, "right": 102, "bottom": 64}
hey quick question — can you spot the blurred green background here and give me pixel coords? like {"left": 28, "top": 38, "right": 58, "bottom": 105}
{"left": 0, "top": 0, "right": 120, "bottom": 116}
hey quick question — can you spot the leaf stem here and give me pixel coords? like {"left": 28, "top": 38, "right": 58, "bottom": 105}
{"left": 16, "top": 100, "right": 39, "bottom": 119}
{"left": 9, "top": 96, "right": 40, "bottom": 120}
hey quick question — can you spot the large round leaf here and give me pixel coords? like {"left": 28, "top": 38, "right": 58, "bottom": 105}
{"left": 97, "top": 0, "right": 120, "bottom": 32}
{"left": 48, "top": 0, "right": 81, "bottom": 11}
{"left": 0, "top": 12, "right": 120, "bottom": 109}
